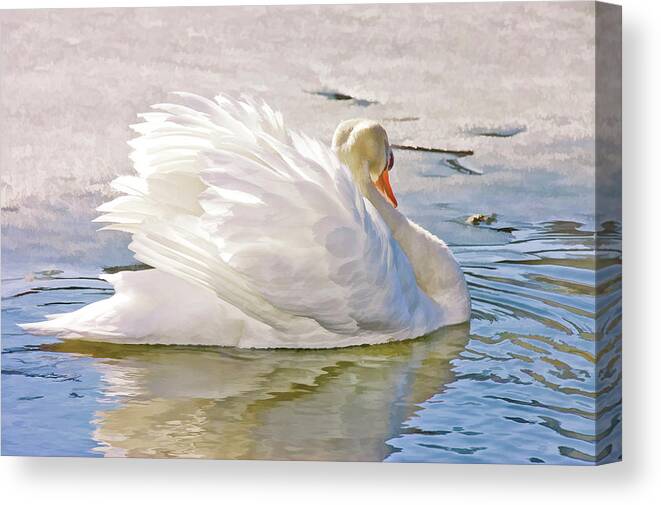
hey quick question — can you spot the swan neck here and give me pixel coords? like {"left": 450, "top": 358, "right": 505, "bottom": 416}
{"left": 364, "top": 183, "right": 405, "bottom": 233}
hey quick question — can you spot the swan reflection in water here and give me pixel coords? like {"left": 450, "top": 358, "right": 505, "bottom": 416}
{"left": 45, "top": 323, "right": 469, "bottom": 461}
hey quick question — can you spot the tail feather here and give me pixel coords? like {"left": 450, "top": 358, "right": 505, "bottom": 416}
{"left": 16, "top": 270, "right": 256, "bottom": 346}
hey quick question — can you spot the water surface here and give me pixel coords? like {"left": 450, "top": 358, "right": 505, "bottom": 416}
{"left": 1, "top": 216, "right": 621, "bottom": 464}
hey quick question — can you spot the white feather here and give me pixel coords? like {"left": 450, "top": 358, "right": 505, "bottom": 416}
{"left": 20, "top": 93, "right": 470, "bottom": 348}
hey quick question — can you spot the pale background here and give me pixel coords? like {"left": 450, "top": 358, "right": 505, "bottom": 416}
{"left": 1, "top": 0, "right": 603, "bottom": 271}
{"left": 0, "top": 0, "right": 657, "bottom": 504}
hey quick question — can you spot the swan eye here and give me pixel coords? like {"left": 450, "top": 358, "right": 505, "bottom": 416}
{"left": 387, "top": 151, "right": 394, "bottom": 171}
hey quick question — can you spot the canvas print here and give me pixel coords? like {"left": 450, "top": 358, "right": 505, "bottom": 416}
{"left": 1, "top": 2, "right": 621, "bottom": 464}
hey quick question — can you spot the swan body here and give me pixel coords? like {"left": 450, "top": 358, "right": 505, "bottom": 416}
{"left": 20, "top": 93, "right": 470, "bottom": 348}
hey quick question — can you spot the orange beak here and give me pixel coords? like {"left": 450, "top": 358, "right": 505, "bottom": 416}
{"left": 375, "top": 169, "right": 398, "bottom": 208}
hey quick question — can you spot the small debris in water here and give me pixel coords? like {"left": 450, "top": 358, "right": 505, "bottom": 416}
{"left": 443, "top": 157, "right": 483, "bottom": 175}
{"left": 392, "top": 144, "right": 474, "bottom": 158}
{"left": 103, "top": 263, "right": 152, "bottom": 274}
{"left": 466, "top": 213, "right": 497, "bottom": 225}
{"left": 18, "top": 395, "right": 44, "bottom": 401}
{"left": 307, "top": 90, "right": 377, "bottom": 107}
{"left": 496, "top": 226, "right": 519, "bottom": 234}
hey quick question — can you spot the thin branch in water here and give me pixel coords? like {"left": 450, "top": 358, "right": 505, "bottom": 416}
{"left": 391, "top": 144, "right": 474, "bottom": 158}
{"left": 392, "top": 144, "right": 481, "bottom": 175}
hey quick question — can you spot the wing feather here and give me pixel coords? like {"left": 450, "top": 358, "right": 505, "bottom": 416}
{"left": 99, "top": 93, "right": 426, "bottom": 340}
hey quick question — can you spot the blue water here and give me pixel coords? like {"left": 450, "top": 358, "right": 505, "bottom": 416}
{"left": 1, "top": 218, "right": 622, "bottom": 463}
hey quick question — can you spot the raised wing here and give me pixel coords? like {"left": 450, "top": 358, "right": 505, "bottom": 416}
{"left": 96, "top": 93, "right": 427, "bottom": 341}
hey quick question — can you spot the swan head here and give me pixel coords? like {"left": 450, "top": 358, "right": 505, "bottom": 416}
{"left": 332, "top": 119, "right": 397, "bottom": 208}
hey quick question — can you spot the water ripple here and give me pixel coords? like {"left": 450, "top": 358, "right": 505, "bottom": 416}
{"left": 388, "top": 221, "right": 622, "bottom": 464}
{"left": 2, "top": 221, "right": 621, "bottom": 463}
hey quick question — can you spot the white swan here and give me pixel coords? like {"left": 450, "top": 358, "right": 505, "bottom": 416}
{"left": 20, "top": 93, "right": 470, "bottom": 348}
